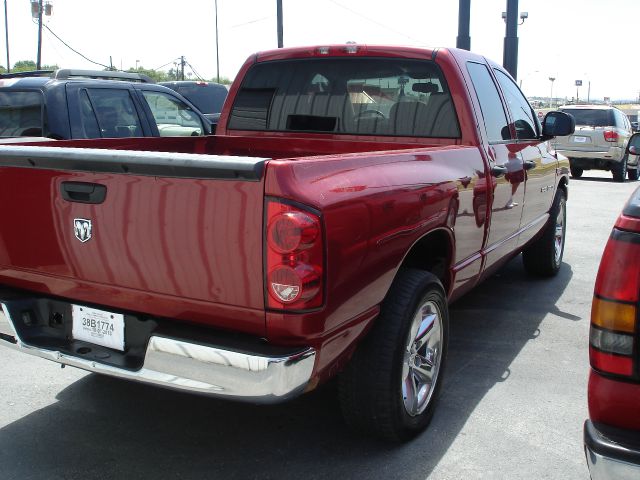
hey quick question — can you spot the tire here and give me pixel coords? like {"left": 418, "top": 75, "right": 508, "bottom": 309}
{"left": 613, "top": 156, "right": 628, "bottom": 182}
{"left": 570, "top": 166, "right": 583, "bottom": 179}
{"left": 628, "top": 167, "right": 639, "bottom": 181}
{"left": 338, "top": 269, "right": 449, "bottom": 441}
{"left": 522, "top": 189, "right": 566, "bottom": 277}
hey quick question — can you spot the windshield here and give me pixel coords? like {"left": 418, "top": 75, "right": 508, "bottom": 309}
{"left": 228, "top": 57, "right": 460, "bottom": 138}
{"left": 560, "top": 108, "right": 613, "bottom": 127}
{"left": 175, "top": 84, "right": 227, "bottom": 114}
{"left": 0, "top": 90, "right": 44, "bottom": 137}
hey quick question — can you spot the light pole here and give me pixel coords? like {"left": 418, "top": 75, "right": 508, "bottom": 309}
{"left": 502, "top": 1, "right": 528, "bottom": 80}
{"left": 135, "top": 59, "right": 139, "bottom": 70}
{"left": 276, "top": 0, "right": 283, "bottom": 48}
{"left": 549, "top": 77, "right": 555, "bottom": 108}
{"left": 4, "top": 0, "right": 9, "bottom": 72}
{"left": 215, "top": 0, "right": 219, "bottom": 82}
{"left": 30, "top": 0, "right": 52, "bottom": 70}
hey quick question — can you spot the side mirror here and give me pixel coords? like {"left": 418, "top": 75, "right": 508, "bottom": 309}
{"left": 542, "top": 111, "right": 575, "bottom": 140}
{"left": 628, "top": 133, "right": 640, "bottom": 155}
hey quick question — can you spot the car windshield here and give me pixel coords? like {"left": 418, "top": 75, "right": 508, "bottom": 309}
{"left": 0, "top": 90, "right": 44, "bottom": 137}
{"left": 561, "top": 108, "right": 613, "bottom": 127}
{"left": 228, "top": 57, "right": 460, "bottom": 138}
{"left": 175, "top": 84, "right": 227, "bottom": 114}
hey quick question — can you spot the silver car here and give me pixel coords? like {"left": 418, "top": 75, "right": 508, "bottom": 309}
{"left": 553, "top": 105, "right": 635, "bottom": 182}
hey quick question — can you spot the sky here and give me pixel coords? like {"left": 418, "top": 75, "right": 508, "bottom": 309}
{"left": 4, "top": 0, "right": 639, "bottom": 101}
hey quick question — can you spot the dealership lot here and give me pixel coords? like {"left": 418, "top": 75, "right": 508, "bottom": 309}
{"left": 0, "top": 170, "right": 636, "bottom": 480}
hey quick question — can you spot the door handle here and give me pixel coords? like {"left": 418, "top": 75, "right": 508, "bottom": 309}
{"left": 490, "top": 165, "right": 508, "bottom": 177}
{"left": 60, "top": 182, "right": 107, "bottom": 204}
{"left": 524, "top": 160, "right": 537, "bottom": 170}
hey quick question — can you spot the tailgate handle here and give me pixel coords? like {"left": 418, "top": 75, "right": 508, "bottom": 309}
{"left": 61, "top": 182, "right": 107, "bottom": 204}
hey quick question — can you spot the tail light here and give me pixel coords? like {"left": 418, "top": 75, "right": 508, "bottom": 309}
{"left": 603, "top": 130, "right": 619, "bottom": 142}
{"left": 265, "top": 198, "right": 324, "bottom": 310}
{"left": 590, "top": 228, "right": 640, "bottom": 377}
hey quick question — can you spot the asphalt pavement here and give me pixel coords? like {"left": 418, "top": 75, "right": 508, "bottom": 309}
{"left": 0, "top": 170, "right": 636, "bottom": 480}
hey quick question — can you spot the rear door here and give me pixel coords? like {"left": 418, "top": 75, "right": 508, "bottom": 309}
{"left": 66, "top": 83, "right": 153, "bottom": 139}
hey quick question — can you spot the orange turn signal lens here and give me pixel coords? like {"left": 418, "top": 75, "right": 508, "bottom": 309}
{"left": 591, "top": 297, "right": 636, "bottom": 333}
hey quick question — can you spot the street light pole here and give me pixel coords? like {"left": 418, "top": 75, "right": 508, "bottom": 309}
{"left": 456, "top": 0, "right": 471, "bottom": 50}
{"left": 549, "top": 77, "right": 555, "bottom": 108}
{"left": 215, "top": 0, "right": 220, "bottom": 82}
{"left": 503, "top": 0, "right": 519, "bottom": 79}
{"left": 36, "top": 0, "right": 43, "bottom": 69}
{"left": 276, "top": 0, "right": 283, "bottom": 48}
{"left": 4, "top": 0, "right": 9, "bottom": 72}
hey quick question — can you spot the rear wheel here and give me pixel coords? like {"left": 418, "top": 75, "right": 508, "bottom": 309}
{"left": 522, "top": 189, "right": 566, "bottom": 277}
{"left": 613, "top": 156, "right": 628, "bottom": 182}
{"left": 570, "top": 166, "right": 583, "bottom": 179}
{"left": 338, "top": 269, "right": 448, "bottom": 441}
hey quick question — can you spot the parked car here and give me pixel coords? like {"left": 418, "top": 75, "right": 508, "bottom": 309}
{"left": 553, "top": 104, "right": 635, "bottom": 182}
{"left": 632, "top": 121, "right": 639, "bottom": 132}
{"left": 0, "top": 45, "right": 574, "bottom": 441}
{"left": 0, "top": 69, "right": 211, "bottom": 141}
{"left": 159, "top": 80, "right": 228, "bottom": 126}
{"left": 585, "top": 133, "right": 640, "bottom": 477}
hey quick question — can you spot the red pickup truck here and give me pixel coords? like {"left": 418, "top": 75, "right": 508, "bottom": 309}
{"left": 0, "top": 45, "right": 574, "bottom": 441}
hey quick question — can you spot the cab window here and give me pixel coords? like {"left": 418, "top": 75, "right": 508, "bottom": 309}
{"left": 466, "top": 62, "right": 510, "bottom": 143}
{"left": 494, "top": 69, "right": 538, "bottom": 140}
{"left": 86, "top": 88, "right": 143, "bottom": 138}
{"left": 141, "top": 91, "right": 204, "bottom": 137}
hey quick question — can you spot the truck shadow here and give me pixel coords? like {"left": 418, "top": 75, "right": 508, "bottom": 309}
{"left": 0, "top": 257, "right": 574, "bottom": 480}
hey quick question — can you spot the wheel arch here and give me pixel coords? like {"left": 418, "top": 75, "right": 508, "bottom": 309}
{"left": 558, "top": 175, "right": 568, "bottom": 200}
{"left": 390, "top": 228, "right": 454, "bottom": 297}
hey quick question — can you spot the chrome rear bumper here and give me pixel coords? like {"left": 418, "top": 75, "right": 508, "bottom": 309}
{"left": 0, "top": 302, "right": 315, "bottom": 403}
{"left": 584, "top": 420, "right": 640, "bottom": 480}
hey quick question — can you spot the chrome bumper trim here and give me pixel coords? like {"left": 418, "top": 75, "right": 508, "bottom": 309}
{"left": 0, "top": 304, "right": 315, "bottom": 404}
{"left": 585, "top": 444, "right": 640, "bottom": 480}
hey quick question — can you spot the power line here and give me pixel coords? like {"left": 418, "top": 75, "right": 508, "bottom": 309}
{"left": 153, "top": 58, "right": 181, "bottom": 72}
{"left": 327, "top": 0, "right": 427, "bottom": 45}
{"left": 185, "top": 60, "right": 205, "bottom": 81}
{"left": 41, "top": 22, "right": 110, "bottom": 69}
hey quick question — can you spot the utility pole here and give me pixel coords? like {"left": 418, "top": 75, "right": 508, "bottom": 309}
{"left": 4, "top": 0, "right": 9, "bottom": 72}
{"left": 502, "top": 0, "right": 518, "bottom": 79}
{"left": 215, "top": 0, "right": 220, "bottom": 83}
{"left": 180, "top": 56, "right": 185, "bottom": 80}
{"left": 276, "top": 0, "right": 283, "bottom": 48}
{"left": 36, "top": 0, "right": 43, "bottom": 69}
{"left": 456, "top": 0, "right": 471, "bottom": 50}
{"left": 30, "top": 0, "right": 51, "bottom": 70}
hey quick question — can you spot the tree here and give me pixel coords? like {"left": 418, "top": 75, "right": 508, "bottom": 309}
{"left": 12, "top": 60, "right": 58, "bottom": 72}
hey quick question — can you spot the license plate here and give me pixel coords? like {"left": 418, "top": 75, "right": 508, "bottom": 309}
{"left": 572, "top": 136, "right": 588, "bottom": 143}
{"left": 72, "top": 305, "right": 125, "bottom": 351}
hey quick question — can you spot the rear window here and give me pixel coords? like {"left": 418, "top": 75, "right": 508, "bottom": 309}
{"left": 560, "top": 108, "right": 613, "bottom": 127}
{"left": 0, "top": 90, "right": 44, "bottom": 137}
{"left": 228, "top": 57, "right": 460, "bottom": 138}
{"left": 174, "top": 84, "right": 227, "bottom": 114}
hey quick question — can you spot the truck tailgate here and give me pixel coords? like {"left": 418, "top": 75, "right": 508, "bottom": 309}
{"left": 0, "top": 146, "right": 268, "bottom": 334}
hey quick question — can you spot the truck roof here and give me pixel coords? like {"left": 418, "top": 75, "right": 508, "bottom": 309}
{"left": 252, "top": 44, "right": 458, "bottom": 62}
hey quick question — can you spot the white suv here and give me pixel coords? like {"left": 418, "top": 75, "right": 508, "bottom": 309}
{"left": 554, "top": 105, "right": 635, "bottom": 182}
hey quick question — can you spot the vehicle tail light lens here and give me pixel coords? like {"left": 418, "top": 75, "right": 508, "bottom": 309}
{"left": 590, "top": 228, "right": 640, "bottom": 378}
{"left": 603, "top": 130, "right": 619, "bottom": 142}
{"left": 265, "top": 199, "right": 324, "bottom": 310}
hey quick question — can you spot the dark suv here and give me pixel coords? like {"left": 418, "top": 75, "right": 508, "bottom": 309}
{"left": 0, "top": 69, "right": 211, "bottom": 141}
{"left": 159, "top": 81, "right": 228, "bottom": 125}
